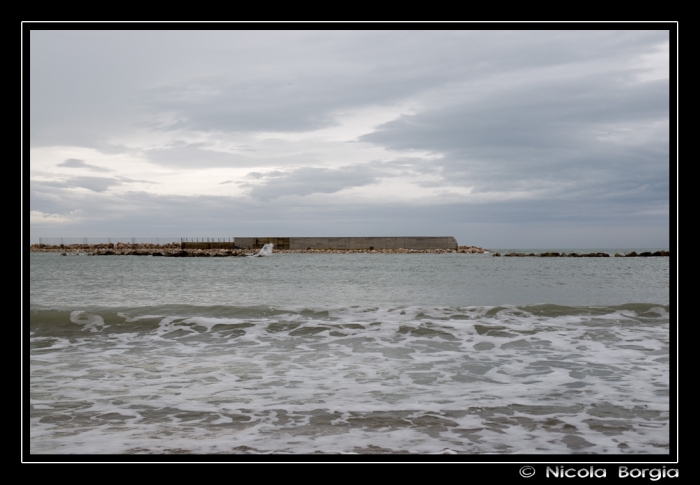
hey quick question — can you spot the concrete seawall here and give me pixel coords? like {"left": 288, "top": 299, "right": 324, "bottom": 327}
{"left": 180, "top": 241, "right": 236, "bottom": 250}
{"left": 233, "top": 237, "right": 458, "bottom": 250}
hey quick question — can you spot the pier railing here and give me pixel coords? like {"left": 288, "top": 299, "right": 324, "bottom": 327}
{"left": 180, "top": 238, "right": 235, "bottom": 243}
{"left": 180, "top": 238, "right": 236, "bottom": 250}
{"left": 35, "top": 237, "right": 239, "bottom": 245}
{"left": 37, "top": 237, "right": 183, "bottom": 245}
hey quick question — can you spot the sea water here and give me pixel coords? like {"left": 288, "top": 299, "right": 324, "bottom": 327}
{"left": 27, "top": 249, "right": 672, "bottom": 455}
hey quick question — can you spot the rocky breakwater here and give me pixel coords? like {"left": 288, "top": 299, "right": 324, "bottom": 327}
{"left": 29, "top": 242, "right": 253, "bottom": 257}
{"left": 491, "top": 250, "right": 670, "bottom": 257}
{"left": 30, "top": 243, "right": 491, "bottom": 256}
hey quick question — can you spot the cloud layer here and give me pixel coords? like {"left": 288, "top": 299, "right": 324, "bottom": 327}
{"left": 28, "top": 29, "right": 672, "bottom": 248}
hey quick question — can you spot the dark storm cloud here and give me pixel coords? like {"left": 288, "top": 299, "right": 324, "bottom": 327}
{"left": 57, "top": 158, "right": 112, "bottom": 172}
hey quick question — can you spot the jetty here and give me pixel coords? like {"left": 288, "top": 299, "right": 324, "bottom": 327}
{"left": 186, "top": 236, "right": 459, "bottom": 251}
{"left": 29, "top": 236, "right": 485, "bottom": 256}
{"left": 28, "top": 237, "right": 669, "bottom": 257}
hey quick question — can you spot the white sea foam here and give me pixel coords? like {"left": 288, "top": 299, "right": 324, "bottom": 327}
{"left": 29, "top": 303, "right": 670, "bottom": 454}
{"left": 69, "top": 310, "right": 108, "bottom": 332}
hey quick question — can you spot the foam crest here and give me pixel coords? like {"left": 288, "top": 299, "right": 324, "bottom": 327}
{"left": 29, "top": 303, "right": 670, "bottom": 454}
{"left": 69, "top": 310, "right": 108, "bottom": 332}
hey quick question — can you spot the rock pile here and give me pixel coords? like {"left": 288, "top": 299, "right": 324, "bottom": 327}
{"left": 491, "top": 251, "right": 669, "bottom": 257}
{"left": 30, "top": 242, "right": 249, "bottom": 257}
{"left": 31, "top": 244, "right": 668, "bottom": 258}
{"left": 29, "top": 243, "right": 492, "bottom": 256}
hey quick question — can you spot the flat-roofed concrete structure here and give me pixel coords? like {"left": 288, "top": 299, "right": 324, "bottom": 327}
{"left": 180, "top": 238, "right": 236, "bottom": 250}
{"left": 180, "top": 241, "right": 236, "bottom": 250}
{"left": 233, "top": 237, "right": 458, "bottom": 250}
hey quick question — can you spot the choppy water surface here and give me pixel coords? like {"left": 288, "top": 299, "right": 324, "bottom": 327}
{"left": 28, "top": 251, "right": 671, "bottom": 455}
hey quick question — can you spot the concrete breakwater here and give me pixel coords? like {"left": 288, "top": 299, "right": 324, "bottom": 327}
{"left": 29, "top": 241, "right": 486, "bottom": 256}
{"left": 185, "top": 236, "right": 460, "bottom": 251}
{"left": 29, "top": 241, "right": 669, "bottom": 258}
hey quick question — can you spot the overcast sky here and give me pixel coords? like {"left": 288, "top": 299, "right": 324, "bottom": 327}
{"left": 26, "top": 28, "right": 673, "bottom": 248}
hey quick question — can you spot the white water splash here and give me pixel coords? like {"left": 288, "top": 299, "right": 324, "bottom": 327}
{"left": 251, "top": 243, "right": 274, "bottom": 257}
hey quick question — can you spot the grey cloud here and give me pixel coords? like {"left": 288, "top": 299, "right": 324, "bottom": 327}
{"left": 141, "top": 31, "right": 668, "bottom": 136}
{"left": 244, "top": 171, "right": 285, "bottom": 180}
{"left": 144, "top": 144, "right": 307, "bottom": 169}
{"left": 30, "top": 30, "right": 668, "bottom": 146}
{"left": 360, "top": 72, "right": 669, "bottom": 211}
{"left": 145, "top": 145, "right": 241, "bottom": 168}
{"left": 29, "top": 30, "right": 669, "bottom": 146}
{"left": 382, "top": 158, "right": 443, "bottom": 176}
{"left": 91, "top": 142, "right": 137, "bottom": 156}
{"left": 58, "top": 159, "right": 87, "bottom": 168}
{"left": 244, "top": 165, "right": 385, "bottom": 200}
{"left": 57, "top": 158, "right": 112, "bottom": 172}
{"left": 31, "top": 181, "right": 80, "bottom": 215}
{"left": 65, "top": 176, "right": 124, "bottom": 192}
{"left": 32, "top": 176, "right": 153, "bottom": 194}
{"left": 29, "top": 188, "right": 669, "bottom": 249}
{"left": 115, "top": 176, "right": 157, "bottom": 185}
{"left": 361, "top": 77, "right": 668, "bottom": 154}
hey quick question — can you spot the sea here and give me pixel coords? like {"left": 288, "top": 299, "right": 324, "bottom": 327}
{"left": 27, "top": 248, "right": 673, "bottom": 457}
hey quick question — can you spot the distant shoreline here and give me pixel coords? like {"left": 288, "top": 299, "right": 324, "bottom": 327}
{"left": 29, "top": 243, "right": 668, "bottom": 257}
